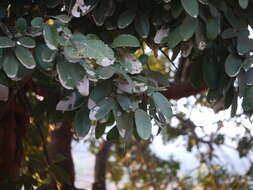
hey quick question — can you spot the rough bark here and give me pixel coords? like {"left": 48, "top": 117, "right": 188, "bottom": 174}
{"left": 92, "top": 141, "right": 112, "bottom": 190}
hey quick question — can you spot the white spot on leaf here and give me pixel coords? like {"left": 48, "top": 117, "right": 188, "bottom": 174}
{"left": 56, "top": 93, "right": 77, "bottom": 111}
{"left": 89, "top": 106, "right": 100, "bottom": 120}
{"left": 71, "top": 0, "right": 91, "bottom": 18}
{"left": 77, "top": 77, "right": 89, "bottom": 96}
{"left": 154, "top": 26, "right": 170, "bottom": 44}
{"left": 88, "top": 98, "right": 96, "bottom": 109}
{"left": 123, "top": 53, "right": 143, "bottom": 74}
{"left": 100, "top": 57, "right": 114, "bottom": 67}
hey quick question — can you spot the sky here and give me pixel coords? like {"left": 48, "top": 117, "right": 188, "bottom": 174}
{"left": 71, "top": 96, "right": 253, "bottom": 189}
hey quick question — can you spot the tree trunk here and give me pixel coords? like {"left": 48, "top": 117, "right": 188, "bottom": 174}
{"left": 92, "top": 141, "right": 112, "bottom": 190}
{"left": 47, "top": 121, "right": 79, "bottom": 190}
{"left": 0, "top": 97, "right": 29, "bottom": 189}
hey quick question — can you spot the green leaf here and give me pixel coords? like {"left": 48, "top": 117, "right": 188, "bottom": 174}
{"left": 152, "top": 92, "right": 172, "bottom": 119}
{"left": 179, "top": 16, "right": 198, "bottom": 41}
{"left": 116, "top": 95, "right": 135, "bottom": 112}
{"left": 171, "top": 0, "right": 183, "bottom": 18}
{"left": 134, "top": 13, "right": 150, "bottom": 39}
{"left": 237, "top": 35, "right": 253, "bottom": 55}
{"left": 81, "top": 39, "right": 115, "bottom": 66}
{"left": 56, "top": 92, "right": 85, "bottom": 111}
{"left": 134, "top": 109, "right": 152, "bottom": 140}
{"left": 0, "top": 37, "right": 15, "bottom": 48}
{"left": 42, "top": 46, "right": 56, "bottom": 62}
{"left": 181, "top": 0, "right": 199, "bottom": 18}
{"left": 94, "top": 97, "right": 115, "bottom": 120}
{"left": 231, "top": 94, "right": 238, "bottom": 117}
{"left": 245, "top": 68, "right": 253, "bottom": 85}
{"left": 3, "top": 54, "right": 19, "bottom": 79}
{"left": 242, "top": 86, "right": 253, "bottom": 112}
{"left": 117, "top": 9, "right": 136, "bottom": 29}
{"left": 15, "top": 46, "right": 36, "bottom": 69}
{"left": 43, "top": 24, "right": 59, "bottom": 50}
{"left": 225, "top": 54, "right": 242, "bottom": 77}
{"left": 56, "top": 60, "right": 76, "bottom": 89}
{"left": 15, "top": 17, "right": 27, "bottom": 33}
{"left": 31, "top": 17, "right": 44, "bottom": 28}
{"left": 162, "top": 27, "right": 182, "bottom": 49}
{"left": 89, "top": 81, "right": 112, "bottom": 104}
{"left": 239, "top": 0, "right": 249, "bottom": 9}
{"left": 111, "top": 34, "right": 140, "bottom": 48}
{"left": 35, "top": 44, "right": 54, "bottom": 71}
{"left": 74, "top": 106, "right": 91, "bottom": 137}
{"left": 119, "top": 96, "right": 138, "bottom": 112}
{"left": 242, "top": 57, "right": 253, "bottom": 71}
{"left": 96, "top": 65, "right": 116, "bottom": 79}
{"left": 53, "top": 15, "right": 71, "bottom": 24}
{"left": 114, "top": 110, "right": 134, "bottom": 138}
{"left": 206, "top": 18, "right": 220, "bottom": 40}
{"left": 17, "top": 37, "right": 36, "bottom": 48}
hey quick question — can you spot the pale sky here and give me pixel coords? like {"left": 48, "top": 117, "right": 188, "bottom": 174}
{"left": 72, "top": 96, "right": 253, "bottom": 189}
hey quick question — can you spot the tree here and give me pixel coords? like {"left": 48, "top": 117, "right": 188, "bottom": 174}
{"left": 1, "top": 0, "right": 253, "bottom": 189}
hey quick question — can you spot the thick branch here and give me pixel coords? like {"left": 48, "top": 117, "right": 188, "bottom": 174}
{"left": 161, "top": 81, "right": 207, "bottom": 100}
{"left": 92, "top": 141, "right": 112, "bottom": 190}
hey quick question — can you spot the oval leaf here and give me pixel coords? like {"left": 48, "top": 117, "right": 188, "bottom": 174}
{"left": 111, "top": 34, "right": 140, "bottom": 48}
{"left": 31, "top": 17, "right": 44, "bottom": 28}
{"left": 225, "top": 54, "right": 242, "bottom": 77}
{"left": 135, "top": 109, "right": 152, "bottom": 140}
{"left": 74, "top": 106, "right": 91, "bottom": 137}
{"left": 15, "top": 17, "right": 27, "bottom": 33}
{"left": 17, "top": 37, "right": 36, "bottom": 48}
{"left": 35, "top": 44, "right": 54, "bottom": 71}
{"left": 15, "top": 46, "right": 36, "bottom": 69}
{"left": 179, "top": 16, "right": 198, "bottom": 41}
{"left": 239, "top": 0, "right": 249, "bottom": 9}
{"left": 134, "top": 13, "right": 150, "bottom": 39}
{"left": 0, "top": 37, "right": 15, "bottom": 48}
{"left": 96, "top": 65, "right": 115, "bottom": 79}
{"left": 56, "top": 60, "right": 76, "bottom": 90}
{"left": 43, "top": 24, "right": 59, "bottom": 50}
{"left": 3, "top": 55, "right": 19, "bottom": 78}
{"left": 181, "top": 0, "right": 199, "bottom": 18}
{"left": 117, "top": 9, "right": 136, "bottom": 29}
{"left": 152, "top": 92, "right": 172, "bottom": 119}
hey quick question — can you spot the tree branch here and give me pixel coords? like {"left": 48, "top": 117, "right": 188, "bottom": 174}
{"left": 92, "top": 141, "right": 112, "bottom": 190}
{"left": 161, "top": 81, "right": 207, "bottom": 100}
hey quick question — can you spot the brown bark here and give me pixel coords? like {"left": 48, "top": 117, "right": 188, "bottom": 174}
{"left": 92, "top": 141, "right": 112, "bottom": 190}
{"left": 0, "top": 97, "right": 29, "bottom": 188}
{"left": 161, "top": 81, "right": 207, "bottom": 100}
{"left": 47, "top": 121, "right": 78, "bottom": 190}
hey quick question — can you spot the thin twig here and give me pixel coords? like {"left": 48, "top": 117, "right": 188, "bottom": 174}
{"left": 159, "top": 47, "right": 178, "bottom": 70}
